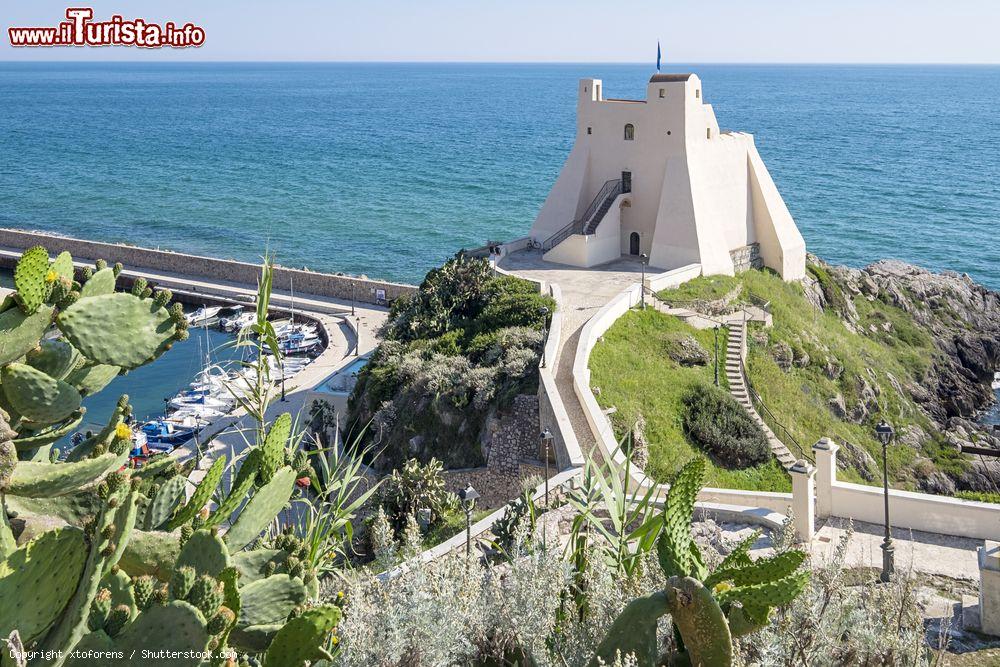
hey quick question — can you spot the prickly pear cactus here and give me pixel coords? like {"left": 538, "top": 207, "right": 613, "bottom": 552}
{"left": 2, "top": 362, "right": 82, "bottom": 426}
{"left": 590, "top": 458, "right": 810, "bottom": 667}
{"left": 259, "top": 413, "right": 291, "bottom": 485}
{"left": 142, "top": 474, "right": 186, "bottom": 531}
{"left": 13, "top": 245, "right": 53, "bottom": 315}
{"left": 0, "top": 527, "right": 87, "bottom": 645}
{"left": 166, "top": 455, "right": 226, "bottom": 530}
{"left": 57, "top": 291, "right": 189, "bottom": 370}
{"left": 262, "top": 605, "right": 341, "bottom": 667}
{"left": 223, "top": 466, "right": 296, "bottom": 552}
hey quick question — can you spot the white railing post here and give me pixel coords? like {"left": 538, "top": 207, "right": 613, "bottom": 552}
{"left": 813, "top": 437, "right": 839, "bottom": 518}
{"left": 789, "top": 459, "right": 816, "bottom": 543}
{"left": 978, "top": 542, "right": 1000, "bottom": 636}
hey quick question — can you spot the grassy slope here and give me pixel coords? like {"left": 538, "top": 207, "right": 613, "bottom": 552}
{"left": 657, "top": 269, "right": 966, "bottom": 490}
{"left": 589, "top": 307, "right": 791, "bottom": 492}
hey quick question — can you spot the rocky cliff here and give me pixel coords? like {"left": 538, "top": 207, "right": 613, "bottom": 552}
{"left": 806, "top": 255, "right": 1000, "bottom": 492}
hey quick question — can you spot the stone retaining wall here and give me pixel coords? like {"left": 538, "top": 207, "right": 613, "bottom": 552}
{"left": 443, "top": 394, "right": 542, "bottom": 507}
{"left": 730, "top": 242, "right": 763, "bottom": 273}
{"left": 0, "top": 228, "right": 416, "bottom": 306}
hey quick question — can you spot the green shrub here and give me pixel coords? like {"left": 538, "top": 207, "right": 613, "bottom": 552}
{"left": 682, "top": 384, "right": 770, "bottom": 468}
{"left": 378, "top": 458, "right": 457, "bottom": 531}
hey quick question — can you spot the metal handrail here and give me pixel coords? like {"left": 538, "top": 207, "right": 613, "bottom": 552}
{"left": 740, "top": 355, "right": 808, "bottom": 461}
{"left": 541, "top": 179, "right": 622, "bottom": 250}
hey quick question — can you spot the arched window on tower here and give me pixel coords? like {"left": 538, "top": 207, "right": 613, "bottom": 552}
{"left": 624, "top": 124, "right": 635, "bottom": 141}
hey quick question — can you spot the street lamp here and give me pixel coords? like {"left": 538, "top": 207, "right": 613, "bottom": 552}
{"left": 457, "top": 485, "right": 480, "bottom": 559}
{"left": 540, "top": 428, "right": 554, "bottom": 507}
{"left": 639, "top": 253, "right": 648, "bottom": 309}
{"left": 875, "top": 419, "right": 896, "bottom": 582}
{"left": 538, "top": 306, "right": 550, "bottom": 368}
{"left": 713, "top": 325, "right": 720, "bottom": 387}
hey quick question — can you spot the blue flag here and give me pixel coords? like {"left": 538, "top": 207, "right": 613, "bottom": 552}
{"left": 657, "top": 41, "right": 661, "bottom": 71}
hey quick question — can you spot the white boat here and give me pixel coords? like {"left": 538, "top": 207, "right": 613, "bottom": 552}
{"left": 186, "top": 306, "right": 223, "bottom": 325}
{"left": 221, "top": 310, "right": 256, "bottom": 333}
{"left": 280, "top": 332, "right": 322, "bottom": 356}
{"left": 273, "top": 322, "right": 317, "bottom": 340}
{"left": 166, "top": 406, "right": 229, "bottom": 422}
{"left": 167, "top": 389, "right": 234, "bottom": 412}
{"left": 993, "top": 371, "right": 1000, "bottom": 390}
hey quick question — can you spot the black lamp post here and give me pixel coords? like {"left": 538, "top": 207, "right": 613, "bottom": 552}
{"left": 540, "top": 428, "right": 554, "bottom": 507}
{"left": 280, "top": 361, "right": 287, "bottom": 402}
{"left": 351, "top": 282, "right": 356, "bottom": 317}
{"left": 538, "top": 306, "right": 550, "bottom": 368}
{"left": 458, "top": 485, "right": 480, "bottom": 559}
{"left": 713, "top": 325, "right": 720, "bottom": 387}
{"left": 875, "top": 419, "right": 896, "bottom": 582}
{"left": 639, "top": 253, "right": 649, "bottom": 309}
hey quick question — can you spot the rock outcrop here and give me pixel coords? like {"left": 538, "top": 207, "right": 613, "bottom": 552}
{"left": 808, "top": 254, "right": 1000, "bottom": 488}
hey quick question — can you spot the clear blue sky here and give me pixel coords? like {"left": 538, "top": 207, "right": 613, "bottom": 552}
{"left": 3, "top": 0, "right": 999, "bottom": 63}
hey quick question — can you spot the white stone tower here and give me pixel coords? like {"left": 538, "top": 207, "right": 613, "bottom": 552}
{"left": 528, "top": 72, "right": 806, "bottom": 280}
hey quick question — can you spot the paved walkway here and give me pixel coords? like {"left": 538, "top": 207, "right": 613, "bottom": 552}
{"left": 499, "top": 249, "right": 654, "bottom": 463}
{"left": 812, "top": 517, "right": 981, "bottom": 582}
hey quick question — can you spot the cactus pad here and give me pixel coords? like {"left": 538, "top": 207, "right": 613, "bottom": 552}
{"left": 65, "top": 362, "right": 121, "bottom": 398}
{"left": 0, "top": 527, "right": 87, "bottom": 644}
{"left": 79, "top": 267, "right": 117, "bottom": 298}
{"left": 2, "top": 362, "right": 83, "bottom": 426}
{"left": 259, "top": 413, "right": 291, "bottom": 485}
{"left": 263, "top": 605, "right": 342, "bottom": 667}
{"left": 657, "top": 458, "right": 707, "bottom": 581}
{"left": 143, "top": 474, "right": 186, "bottom": 531}
{"left": 665, "top": 576, "right": 734, "bottom": 667}
{"left": 26, "top": 339, "right": 80, "bottom": 380}
{"left": 50, "top": 251, "right": 75, "bottom": 282}
{"left": 171, "top": 565, "right": 197, "bottom": 601}
{"left": 0, "top": 304, "right": 55, "bottom": 368}
{"left": 203, "top": 450, "right": 261, "bottom": 529}
{"left": 224, "top": 466, "right": 296, "bottom": 552}
{"left": 588, "top": 591, "right": 669, "bottom": 667}
{"left": 57, "top": 292, "right": 183, "bottom": 370}
{"left": 118, "top": 529, "right": 179, "bottom": 581}
{"left": 166, "top": 455, "right": 226, "bottom": 530}
{"left": 14, "top": 246, "right": 51, "bottom": 314}
{"left": 111, "top": 600, "right": 211, "bottom": 666}
{"left": 176, "top": 528, "right": 231, "bottom": 578}
{"left": 232, "top": 549, "right": 289, "bottom": 586}
{"left": 13, "top": 409, "right": 85, "bottom": 452}
{"left": 238, "top": 574, "right": 308, "bottom": 628}
{"left": 5, "top": 449, "right": 126, "bottom": 497}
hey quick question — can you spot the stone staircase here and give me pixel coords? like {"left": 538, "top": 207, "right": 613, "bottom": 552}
{"left": 724, "top": 320, "right": 798, "bottom": 469}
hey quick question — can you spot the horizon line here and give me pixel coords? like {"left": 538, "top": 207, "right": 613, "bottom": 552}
{"left": 1, "top": 59, "right": 999, "bottom": 66}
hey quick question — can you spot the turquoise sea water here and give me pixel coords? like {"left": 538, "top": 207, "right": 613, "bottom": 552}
{"left": 0, "top": 62, "right": 998, "bottom": 288}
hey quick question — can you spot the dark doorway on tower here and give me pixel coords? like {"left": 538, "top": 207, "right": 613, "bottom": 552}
{"left": 629, "top": 232, "right": 640, "bottom": 256}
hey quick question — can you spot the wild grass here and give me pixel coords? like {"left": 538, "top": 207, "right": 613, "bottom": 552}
{"left": 593, "top": 264, "right": 970, "bottom": 493}
{"left": 657, "top": 274, "right": 740, "bottom": 303}
{"left": 739, "top": 267, "right": 965, "bottom": 487}
{"left": 589, "top": 307, "right": 790, "bottom": 492}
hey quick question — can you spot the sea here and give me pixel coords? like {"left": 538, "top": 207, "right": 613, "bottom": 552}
{"left": 0, "top": 62, "right": 998, "bottom": 288}
{"left": 0, "top": 62, "right": 998, "bottom": 434}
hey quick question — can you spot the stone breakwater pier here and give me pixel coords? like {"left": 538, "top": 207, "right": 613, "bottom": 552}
{"left": 0, "top": 227, "right": 416, "bottom": 314}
